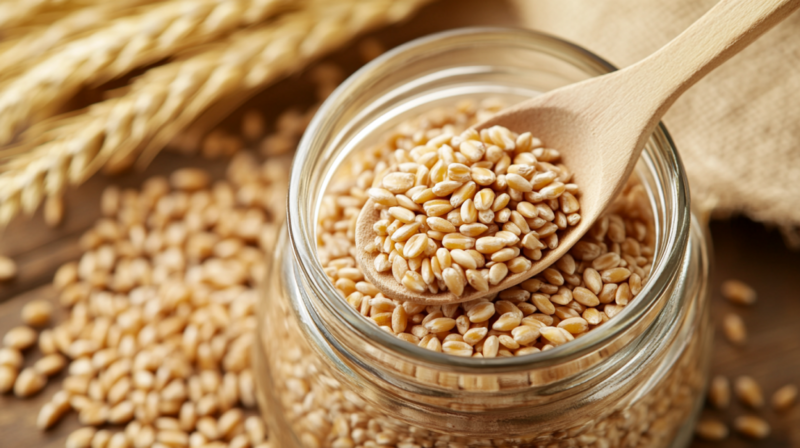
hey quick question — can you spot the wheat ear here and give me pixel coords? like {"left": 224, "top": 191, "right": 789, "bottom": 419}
{"left": 0, "top": 0, "right": 108, "bottom": 32}
{"left": 0, "top": 0, "right": 296, "bottom": 145}
{"left": 0, "top": 0, "right": 164, "bottom": 80}
{"left": 0, "top": 0, "right": 431, "bottom": 225}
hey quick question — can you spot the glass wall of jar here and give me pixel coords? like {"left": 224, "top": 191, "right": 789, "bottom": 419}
{"left": 255, "top": 28, "right": 713, "bottom": 448}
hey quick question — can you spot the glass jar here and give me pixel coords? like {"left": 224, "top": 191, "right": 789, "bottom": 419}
{"left": 255, "top": 28, "right": 712, "bottom": 448}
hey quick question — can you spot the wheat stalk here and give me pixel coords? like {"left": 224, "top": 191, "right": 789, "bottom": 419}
{"left": 0, "top": 0, "right": 430, "bottom": 225}
{"left": 0, "top": 0, "right": 162, "bottom": 80}
{"left": 0, "top": 0, "right": 296, "bottom": 145}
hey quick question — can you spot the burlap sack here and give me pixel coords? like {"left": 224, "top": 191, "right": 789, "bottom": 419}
{"left": 511, "top": 0, "right": 800, "bottom": 242}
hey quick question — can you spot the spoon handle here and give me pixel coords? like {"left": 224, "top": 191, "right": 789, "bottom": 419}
{"left": 632, "top": 0, "right": 800, "bottom": 117}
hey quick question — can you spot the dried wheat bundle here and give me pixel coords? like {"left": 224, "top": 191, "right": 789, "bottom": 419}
{"left": 0, "top": 0, "right": 164, "bottom": 79}
{"left": 0, "top": 0, "right": 296, "bottom": 145}
{"left": 0, "top": 0, "right": 430, "bottom": 225}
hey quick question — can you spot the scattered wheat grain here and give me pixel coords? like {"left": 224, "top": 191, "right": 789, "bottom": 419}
{"left": 709, "top": 375, "right": 730, "bottom": 409}
{"left": 695, "top": 418, "right": 728, "bottom": 441}
{"left": 722, "top": 313, "right": 746, "bottom": 345}
{"left": 66, "top": 427, "right": 97, "bottom": 448}
{"left": 3, "top": 326, "right": 37, "bottom": 350}
{"left": 0, "top": 256, "right": 17, "bottom": 281}
{"left": 721, "top": 279, "right": 756, "bottom": 305}
{"left": 733, "top": 415, "right": 770, "bottom": 439}
{"left": 735, "top": 376, "right": 764, "bottom": 409}
{"left": 14, "top": 367, "right": 47, "bottom": 397}
{"left": 21, "top": 299, "right": 53, "bottom": 327}
{"left": 772, "top": 384, "right": 797, "bottom": 412}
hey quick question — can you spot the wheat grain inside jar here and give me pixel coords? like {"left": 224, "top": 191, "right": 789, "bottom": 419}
{"left": 254, "top": 28, "right": 713, "bottom": 448}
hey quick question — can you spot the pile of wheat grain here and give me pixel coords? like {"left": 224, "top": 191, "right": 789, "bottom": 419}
{"left": 1, "top": 153, "right": 287, "bottom": 448}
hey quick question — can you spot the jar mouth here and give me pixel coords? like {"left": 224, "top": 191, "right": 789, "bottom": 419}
{"left": 287, "top": 27, "right": 691, "bottom": 372}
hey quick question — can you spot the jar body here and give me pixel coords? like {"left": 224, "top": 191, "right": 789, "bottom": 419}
{"left": 255, "top": 29, "right": 713, "bottom": 448}
{"left": 256, "top": 223, "right": 710, "bottom": 448}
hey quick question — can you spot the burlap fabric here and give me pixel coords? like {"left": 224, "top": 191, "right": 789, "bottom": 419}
{"left": 511, "top": 0, "right": 800, "bottom": 242}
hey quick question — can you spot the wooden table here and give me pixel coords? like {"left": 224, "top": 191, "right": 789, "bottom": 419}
{"left": 1, "top": 0, "right": 798, "bottom": 446}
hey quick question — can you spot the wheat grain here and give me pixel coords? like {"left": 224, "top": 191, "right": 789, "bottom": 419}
{"left": 107, "top": 433, "right": 128, "bottom": 448}
{"left": 65, "top": 426, "right": 97, "bottom": 448}
{"left": 735, "top": 375, "right": 764, "bottom": 408}
{"left": 37, "top": 392, "right": 72, "bottom": 429}
{"left": 0, "top": 0, "right": 431, "bottom": 226}
{"left": 0, "top": 365, "right": 17, "bottom": 393}
{"left": 709, "top": 375, "right": 731, "bottom": 409}
{"left": 91, "top": 430, "right": 113, "bottom": 448}
{"left": 721, "top": 279, "right": 757, "bottom": 305}
{"left": 734, "top": 415, "right": 770, "bottom": 439}
{"left": 43, "top": 194, "right": 64, "bottom": 227}
{"left": 0, "top": 348, "right": 23, "bottom": 369}
{"left": 0, "top": 255, "right": 17, "bottom": 281}
{"left": 241, "top": 110, "right": 266, "bottom": 142}
{"left": 3, "top": 326, "right": 38, "bottom": 350}
{"left": 694, "top": 418, "right": 728, "bottom": 441}
{"left": 772, "top": 384, "right": 797, "bottom": 411}
{"left": 245, "top": 416, "right": 267, "bottom": 446}
{"left": 34, "top": 354, "right": 67, "bottom": 376}
{"left": 14, "top": 367, "right": 47, "bottom": 397}
{"left": 20, "top": 299, "right": 53, "bottom": 327}
{"left": 722, "top": 312, "right": 746, "bottom": 345}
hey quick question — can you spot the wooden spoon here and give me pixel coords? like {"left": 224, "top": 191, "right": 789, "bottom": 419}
{"left": 355, "top": 0, "right": 800, "bottom": 304}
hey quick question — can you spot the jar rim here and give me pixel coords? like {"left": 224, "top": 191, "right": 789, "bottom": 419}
{"left": 287, "top": 27, "right": 691, "bottom": 372}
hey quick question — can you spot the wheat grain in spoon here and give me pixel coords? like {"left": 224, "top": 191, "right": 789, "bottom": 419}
{"left": 356, "top": 0, "right": 800, "bottom": 304}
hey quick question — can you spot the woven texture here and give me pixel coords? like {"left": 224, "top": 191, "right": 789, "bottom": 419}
{"left": 512, "top": 0, "right": 800, "bottom": 236}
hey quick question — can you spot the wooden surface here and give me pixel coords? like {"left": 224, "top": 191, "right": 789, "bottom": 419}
{"left": 0, "top": 0, "right": 798, "bottom": 446}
